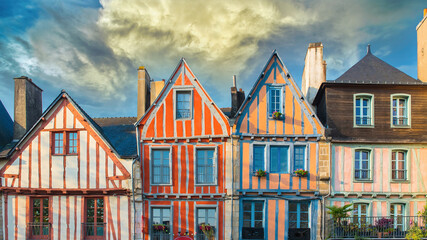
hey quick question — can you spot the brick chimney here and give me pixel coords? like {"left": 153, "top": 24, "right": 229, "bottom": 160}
{"left": 137, "top": 66, "right": 151, "bottom": 120}
{"left": 150, "top": 79, "right": 165, "bottom": 105}
{"left": 230, "top": 75, "right": 245, "bottom": 117}
{"left": 13, "top": 76, "right": 43, "bottom": 140}
{"left": 301, "top": 42, "right": 326, "bottom": 104}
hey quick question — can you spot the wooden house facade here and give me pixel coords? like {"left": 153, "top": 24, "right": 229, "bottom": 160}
{"left": 313, "top": 48, "right": 427, "bottom": 239}
{"left": 0, "top": 91, "right": 134, "bottom": 240}
{"left": 232, "top": 52, "right": 330, "bottom": 240}
{"left": 136, "top": 59, "right": 232, "bottom": 240}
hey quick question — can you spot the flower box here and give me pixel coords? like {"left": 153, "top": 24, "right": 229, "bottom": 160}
{"left": 272, "top": 111, "right": 283, "bottom": 120}
{"left": 294, "top": 169, "right": 308, "bottom": 177}
{"left": 254, "top": 169, "right": 267, "bottom": 177}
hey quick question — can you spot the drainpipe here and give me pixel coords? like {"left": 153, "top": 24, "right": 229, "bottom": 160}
{"left": 321, "top": 142, "right": 332, "bottom": 240}
{"left": 230, "top": 131, "right": 234, "bottom": 240}
{"left": 133, "top": 126, "right": 141, "bottom": 240}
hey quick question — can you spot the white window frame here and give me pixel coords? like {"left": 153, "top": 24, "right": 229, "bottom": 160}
{"left": 150, "top": 146, "right": 173, "bottom": 186}
{"left": 353, "top": 93, "right": 374, "bottom": 128}
{"left": 249, "top": 143, "right": 308, "bottom": 175}
{"left": 194, "top": 146, "right": 218, "bottom": 186}
{"left": 353, "top": 148, "right": 373, "bottom": 182}
{"left": 352, "top": 202, "right": 370, "bottom": 225}
{"left": 268, "top": 85, "right": 284, "bottom": 117}
{"left": 390, "top": 149, "right": 410, "bottom": 182}
{"left": 389, "top": 203, "right": 406, "bottom": 230}
{"left": 174, "top": 88, "right": 194, "bottom": 120}
{"left": 390, "top": 94, "right": 411, "bottom": 128}
{"left": 150, "top": 205, "right": 173, "bottom": 240}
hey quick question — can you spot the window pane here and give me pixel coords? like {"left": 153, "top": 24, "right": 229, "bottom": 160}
{"left": 152, "top": 149, "right": 170, "bottom": 184}
{"left": 253, "top": 146, "right": 265, "bottom": 171}
{"left": 269, "top": 88, "right": 282, "bottom": 115}
{"left": 196, "top": 149, "right": 215, "bottom": 184}
{"left": 176, "top": 91, "right": 191, "bottom": 119}
{"left": 270, "top": 146, "right": 288, "bottom": 173}
{"left": 294, "top": 146, "right": 305, "bottom": 170}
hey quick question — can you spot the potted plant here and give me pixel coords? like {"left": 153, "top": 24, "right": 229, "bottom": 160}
{"left": 199, "top": 223, "right": 215, "bottom": 240}
{"left": 375, "top": 218, "right": 393, "bottom": 238}
{"left": 254, "top": 169, "right": 267, "bottom": 177}
{"left": 153, "top": 223, "right": 168, "bottom": 232}
{"left": 272, "top": 111, "right": 283, "bottom": 120}
{"left": 326, "top": 203, "right": 353, "bottom": 236}
{"left": 294, "top": 169, "right": 308, "bottom": 177}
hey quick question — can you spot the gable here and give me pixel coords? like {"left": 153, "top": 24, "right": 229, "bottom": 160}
{"left": 139, "top": 60, "right": 230, "bottom": 139}
{"left": 0, "top": 94, "right": 130, "bottom": 190}
{"left": 234, "top": 53, "right": 323, "bottom": 136}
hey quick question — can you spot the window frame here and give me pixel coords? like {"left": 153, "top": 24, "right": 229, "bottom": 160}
{"left": 389, "top": 203, "right": 406, "bottom": 231}
{"left": 29, "top": 197, "right": 51, "bottom": 239}
{"left": 150, "top": 205, "right": 173, "bottom": 240}
{"left": 353, "top": 93, "right": 374, "bottom": 128}
{"left": 84, "top": 197, "right": 105, "bottom": 239}
{"left": 250, "top": 143, "right": 308, "bottom": 175}
{"left": 390, "top": 149, "right": 410, "bottom": 182}
{"left": 390, "top": 94, "right": 411, "bottom": 128}
{"left": 174, "top": 89, "right": 193, "bottom": 120}
{"left": 288, "top": 201, "right": 311, "bottom": 229}
{"left": 352, "top": 202, "right": 370, "bottom": 225}
{"left": 353, "top": 148, "right": 373, "bottom": 182}
{"left": 195, "top": 206, "right": 218, "bottom": 240}
{"left": 150, "top": 146, "right": 173, "bottom": 186}
{"left": 51, "top": 131, "right": 79, "bottom": 156}
{"left": 268, "top": 85, "right": 284, "bottom": 117}
{"left": 195, "top": 147, "right": 218, "bottom": 186}
{"left": 241, "top": 200, "right": 265, "bottom": 240}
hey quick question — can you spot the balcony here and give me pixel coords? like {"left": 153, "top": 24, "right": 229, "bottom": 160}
{"left": 151, "top": 232, "right": 171, "bottom": 240}
{"left": 82, "top": 222, "right": 106, "bottom": 239}
{"left": 27, "top": 222, "right": 51, "bottom": 240}
{"left": 329, "top": 216, "right": 426, "bottom": 239}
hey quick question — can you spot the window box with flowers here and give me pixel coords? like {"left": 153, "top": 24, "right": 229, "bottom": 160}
{"left": 153, "top": 224, "right": 168, "bottom": 232}
{"left": 294, "top": 169, "right": 308, "bottom": 177}
{"left": 253, "top": 169, "right": 267, "bottom": 177}
{"left": 272, "top": 111, "right": 283, "bottom": 120}
{"left": 199, "top": 223, "right": 215, "bottom": 240}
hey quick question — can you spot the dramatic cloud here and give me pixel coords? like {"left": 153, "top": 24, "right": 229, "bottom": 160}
{"left": 0, "top": 0, "right": 424, "bottom": 116}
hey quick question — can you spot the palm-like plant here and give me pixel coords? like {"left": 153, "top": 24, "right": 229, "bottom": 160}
{"left": 326, "top": 203, "right": 353, "bottom": 225}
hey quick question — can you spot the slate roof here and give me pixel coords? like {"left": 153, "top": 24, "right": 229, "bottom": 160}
{"left": 93, "top": 117, "right": 137, "bottom": 159}
{"left": 0, "top": 100, "right": 13, "bottom": 150}
{"left": 332, "top": 48, "right": 420, "bottom": 84}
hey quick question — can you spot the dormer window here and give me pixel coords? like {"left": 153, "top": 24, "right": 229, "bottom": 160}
{"left": 176, "top": 91, "right": 192, "bottom": 119}
{"left": 269, "top": 87, "right": 282, "bottom": 116}
{"left": 391, "top": 94, "right": 410, "bottom": 127}
{"left": 354, "top": 94, "right": 374, "bottom": 127}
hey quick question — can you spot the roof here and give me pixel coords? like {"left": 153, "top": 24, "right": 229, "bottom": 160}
{"left": 0, "top": 100, "right": 13, "bottom": 150}
{"left": 333, "top": 47, "right": 419, "bottom": 84}
{"left": 93, "top": 117, "right": 137, "bottom": 158}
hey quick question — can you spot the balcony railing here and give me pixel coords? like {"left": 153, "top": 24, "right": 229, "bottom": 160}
{"left": 151, "top": 232, "right": 171, "bottom": 240}
{"left": 82, "top": 222, "right": 106, "bottom": 239}
{"left": 329, "top": 216, "right": 427, "bottom": 239}
{"left": 27, "top": 222, "right": 51, "bottom": 239}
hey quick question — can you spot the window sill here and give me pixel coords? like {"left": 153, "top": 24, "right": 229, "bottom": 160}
{"left": 151, "top": 183, "right": 173, "bottom": 186}
{"left": 195, "top": 183, "right": 218, "bottom": 186}
{"left": 353, "top": 124, "right": 374, "bottom": 128}
{"left": 176, "top": 117, "right": 193, "bottom": 121}
{"left": 390, "top": 179, "right": 409, "bottom": 183}
{"left": 52, "top": 153, "right": 78, "bottom": 156}
{"left": 391, "top": 125, "right": 411, "bottom": 128}
{"left": 353, "top": 179, "right": 373, "bottom": 183}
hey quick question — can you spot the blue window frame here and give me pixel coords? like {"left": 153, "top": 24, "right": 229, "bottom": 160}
{"left": 390, "top": 204, "right": 405, "bottom": 231}
{"left": 196, "top": 149, "right": 216, "bottom": 184}
{"left": 355, "top": 96, "right": 372, "bottom": 125}
{"left": 253, "top": 145, "right": 265, "bottom": 171}
{"left": 355, "top": 150, "right": 370, "bottom": 180}
{"left": 353, "top": 203, "right": 368, "bottom": 225}
{"left": 176, "top": 91, "right": 191, "bottom": 119}
{"left": 269, "top": 87, "right": 281, "bottom": 116}
{"left": 242, "top": 201, "right": 264, "bottom": 240}
{"left": 289, "top": 202, "right": 309, "bottom": 229}
{"left": 151, "top": 149, "right": 171, "bottom": 184}
{"left": 293, "top": 146, "right": 306, "bottom": 171}
{"left": 270, "top": 146, "right": 288, "bottom": 173}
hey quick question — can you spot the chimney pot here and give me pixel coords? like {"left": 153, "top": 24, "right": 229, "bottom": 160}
{"left": 367, "top": 44, "right": 371, "bottom": 54}
{"left": 137, "top": 66, "right": 151, "bottom": 120}
{"left": 424, "top": 8, "right": 427, "bottom": 17}
{"left": 233, "top": 75, "right": 237, "bottom": 88}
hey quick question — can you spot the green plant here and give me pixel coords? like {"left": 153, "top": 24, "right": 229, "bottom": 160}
{"left": 294, "top": 169, "right": 308, "bottom": 177}
{"left": 326, "top": 204, "right": 353, "bottom": 223}
{"left": 272, "top": 111, "right": 282, "bottom": 119}
{"left": 254, "top": 169, "right": 266, "bottom": 177}
{"left": 406, "top": 201, "right": 427, "bottom": 240}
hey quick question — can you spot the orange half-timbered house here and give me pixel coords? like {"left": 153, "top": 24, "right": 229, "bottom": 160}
{"left": 0, "top": 91, "right": 134, "bottom": 240}
{"left": 136, "top": 59, "right": 231, "bottom": 240}
{"left": 232, "top": 51, "right": 329, "bottom": 240}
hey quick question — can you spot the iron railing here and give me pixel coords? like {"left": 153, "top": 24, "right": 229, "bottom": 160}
{"left": 329, "top": 216, "right": 427, "bottom": 239}
{"left": 27, "top": 222, "right": 51, "bottom": 239}
{"left": 82, "top": 222, "right": 106, "bottom": 239}
{"left": 151, "top": 231, "right": 171, "bottom": 240}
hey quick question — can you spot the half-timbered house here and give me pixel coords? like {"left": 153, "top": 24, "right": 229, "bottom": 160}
{"left": 232, "top": 51, "right": 330, "bottom": 240}
{"left": 0, "top": 77, "right": 135, "bottom": 240}
{"left": 136, "top": 59, "right": 232, "bottom": 240}
{"left": 313, "top": 46, "right": 427, "bottom": 239}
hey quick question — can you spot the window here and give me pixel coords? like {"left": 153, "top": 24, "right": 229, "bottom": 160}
{"left": 293, "top": 146, "right": 306, "bottom": 171}
{"left": 269, "top": 87, "right": 282, "bottom": 116}
{"left": 196, "top": 149, "right": 216, "bottom": 184}
{"left": 390, "top": 204, "right": 404, "bottom": 231}
{"left": 354, "top": 95, "right": 373, "bottom": 126}
{"left": 253, "top": 145, "right": 265, "bottom": 171}
{"left": 354, "top": 150, "right": 370, "bottom": 180}
{"left": 242, "top": 201, "right": 264, "bottom": 240}
{"left": 197, "top": 208, "right": 216, "bottom": 240}
{"left": 270, "top": 146, "right": 288, "bottom": 173}
{"left": 176, "top": 91, "right": 192, "bottom": 119}
{"left": 392, "top": 95, "right": 410, "bottom": 126}
{"left": 353, "top": 203, "right": 368, "bottom": 224}
{"left": 151, "top": 207, "right": 171, "bottom": 240}
{"left": 84, "top": 198, "right": 104, "bottom": 238}
{"left": 152, "top": 149, "right": 171, "bottom": 184}
{"left": 392, "top": 150, "right": 407, "bottom": 180}
{"left": 52, "top": 131, "right": 78, "bottom": 155}
{"left": 289, "top": 202, "right": 309, "bottom": 229}
{"left": 29, "top": 198, "right": 50, "bottom": 239}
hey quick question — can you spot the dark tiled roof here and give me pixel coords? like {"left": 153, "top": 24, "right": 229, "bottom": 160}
{"left": 0, "top": 100, "right": 13, "bottom": 150}
{"left": 333, "top": 51, "right": 419, "bottom": 84}
{"left": 220, "top": 107, "right": 232, "bottom": 117}
{"left": 93, "top": 117, "right": 137, "bottom": 159}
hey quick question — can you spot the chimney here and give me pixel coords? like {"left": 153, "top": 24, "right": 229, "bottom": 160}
{"left": 417, "top": 9, "right": 427, "bottom": 82}
{"left": 150, "top": 79, "right": 165, "bottom": 105}
{"left": 137, "top": 66, "right": 151, "bottom": 120}
{"left": 301, "top": 42, "right": 326, "bottom": 104}
{"left": 230, "top": 75, "right": 245, "bottom": 117}
{"left": 13, "top": 76, "right": 43, "bottom": 140}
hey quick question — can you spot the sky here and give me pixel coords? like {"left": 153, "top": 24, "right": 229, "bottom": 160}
{"left": 0, "top": 0, "right": 425, "bottom": 118}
